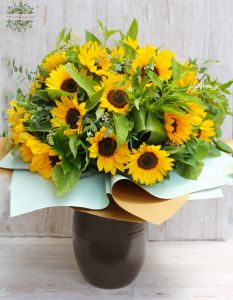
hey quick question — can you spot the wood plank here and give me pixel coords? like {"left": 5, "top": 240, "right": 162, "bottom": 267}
{"left": 0, "top": 238, "right": 233, "bottom": 299}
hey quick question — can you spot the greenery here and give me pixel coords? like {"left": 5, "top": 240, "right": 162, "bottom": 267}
{"left": 5, "top": 19, "right": 233, "bottom": 195}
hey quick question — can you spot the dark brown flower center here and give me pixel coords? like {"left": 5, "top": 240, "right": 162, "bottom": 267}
{"left": 141, "top": 66, "right": 146, "bottom": 77}
{"left": 98, "top": 137, "right": 117, "bottom": 157}
{"left": 94, "top": 62, "right": 102, "bottom": 70}
{"left": 171, "top": 118, "right": 177, "bottom": 133}
{"left": 154, "top": 66, "right": 160, "bottom": 76}
{"left": 49, "top": 155, "right": 60, "bottom": 167}
{"left": 138, "top": 152, "right": 158, "bottom": 170}
{"left": 60, "top": 79, "right": 77, "bottom": 93}
{"left": 65, "top": 108, "right": 80, "bottom": 129}
{"left": 107, "top": 90, "right": 128, "bottom": 109}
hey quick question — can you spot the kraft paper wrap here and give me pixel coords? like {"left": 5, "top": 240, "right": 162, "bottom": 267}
{"left": 1, "top": 138, "right": 232, "bottom": 224}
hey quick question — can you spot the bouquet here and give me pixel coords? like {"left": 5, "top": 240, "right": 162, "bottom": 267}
{"left": 3, "top": 19, "right": 233, "bottom": 198}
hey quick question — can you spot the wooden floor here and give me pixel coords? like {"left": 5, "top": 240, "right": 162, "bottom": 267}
{"left": 0, "top": 238, "right": 233, "bottom": 300}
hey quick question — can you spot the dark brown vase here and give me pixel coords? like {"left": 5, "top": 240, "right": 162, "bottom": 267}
{"left": 72, "top": 210, "right": 147, "bottom": 289}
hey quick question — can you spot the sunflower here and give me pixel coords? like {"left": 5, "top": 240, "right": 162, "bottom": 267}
{"left": 89, "top": 127, "right": 130, "bottom": 175}
{"left": 154, "top": 49, "right": 175, "bottom": 81}
{"left": 110, "top": 46, "right": 125, "bottom": 63}
{"left": 126, "top": 143, "right": 174, "bottom": 185}
{"left": 98, "top": 73, "right": 130, "bottom": 114}
{"left": 29, "top": 141, "right": 61, "bottom": 179}
{"left": 164, "top": 113, "right": 193, "bottom": 145}
{"left": 78, "top": 41, "right": 111, "bottom": 75}
{"left": 29, "top": 74, "right": 45, "bottom": 95}
{"left": 19, "top": 142, "right": 34, "bottom": 163}
{"left": 18, "top": 133, "right": 37, "bottom": 163}
{"left": 41, "top": 52, "right": 67, "bottom": 72}
{"left": 7, "top": 102, "right": 30, "bottom": 144}
{"left": 45, "top": 65, "right": 78, "bottom": 93}
{"left": 7, "top": 101, "right": 26, "bottom": 126}
{"left": 197, "top": 120, "right": 215, "bottom": 142}
{"left": 177, "top": 63, "right": 198, "bottom": 87}
{"left": 51, "top": 95, "right": 86, "bottom": 135}
{"left": 177, "top": 71, "right": 198, "bottom": 87}
{"left": 123, "top": 37, "right": 138, "bottom": 50}
{"left": 187, "top": 102, "right": 206, "bottom": 126}
{"left": 131, "top": 45, "right": 156, "bottom": 74}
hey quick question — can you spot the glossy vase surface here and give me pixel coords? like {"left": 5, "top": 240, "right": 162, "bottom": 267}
{"left": 72, "top": 210, "right": 147, "bottom": 289}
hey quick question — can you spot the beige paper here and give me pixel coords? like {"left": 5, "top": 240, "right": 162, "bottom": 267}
{"left": 0, "top": 138, "right": 12, "bottom": 160}
{"left": 112, "top": 180, "right": 190, "bottom": 225}
{"left": 0, "top": 138, "right": 13, "bottom": 177}
{"left": 74, "top": 195, "right": 144, "bottom": 223}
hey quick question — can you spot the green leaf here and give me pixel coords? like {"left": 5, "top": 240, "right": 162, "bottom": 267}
{"left": 86, "top": 89, "right": 104, "bottom": 111}
{"left": 147, "top": 70, "right": 163, "bottom": 89}
{"left": 176, "top": 161, "right": 204, "bottom": 180}
{"left": 127, "top": 18, "right": 138, "bottom": 40}
{"left": 105, "top": 29, "right": 119, "bottom": 41}
{"left": 172, "top": 59, "right": 181, "bottom": 80}
{"left": 35, "top": 90, "right": 51, "bottom": 101}
{"left": 96, "top": 107, "right": 105, "bottom": 120}
{"left": 162, "top": 104, "right": 186, "bottom": 115}
{"left": 179, "top": 156, "right": 197, "bottom": 167}
{"left": 69, "top": 135, "right": 79, "bottom": 159}
{"left": 194, "top": 140, "right": 210, "bottom": 161}
{"left": 56, "top": 28, "right": 65, "bottom": 48}
{"left": 144, "top": 113, "right": 167, "bottom": 145}
{"left": 15, "top": 88, "right": 25, "bottom": 103}
{"left": 208, "top": 144, "right": 221, "bottom": 157}
{"left": 38, "top": 65, "right": 49, "bottom": 77}
{"left": 163, "top": 145, "right": 185, "bottom": 154}
{"left": 213, "top": 111, "right": 225, "bottom": 127}
{"left": 131, "top": 108, "right": 146, "bottom": 134}
{"left": 219, "top": 80, "right": 233, "bottom": 91}
{"left": 61, "top": 159, "right": 73, "bottom": 174}
{"left": 214, "top": 139, "right": 233, "bottom": 154}
{"left": 85, "top": 30, "right": 101, "bottom": 44}
{"left": 27, "top": 123, "right": 51, "bottom": 132}
{"left": 64, "top": 30, "right": 72, "bottom": 43}
{"left": 52, "top": 165, "right": 81, "bottom": 196}
{"left": 113, "top": 114, "right": 129, "bottom": 145}
{"left": 97, "top": 19, "right": 105, "bottom": 32}
{"left": 46, "top": 89, "right": 71, "bottom": 100}
{"left": 65, "top": 63, "right": 96, "bottom": 97}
